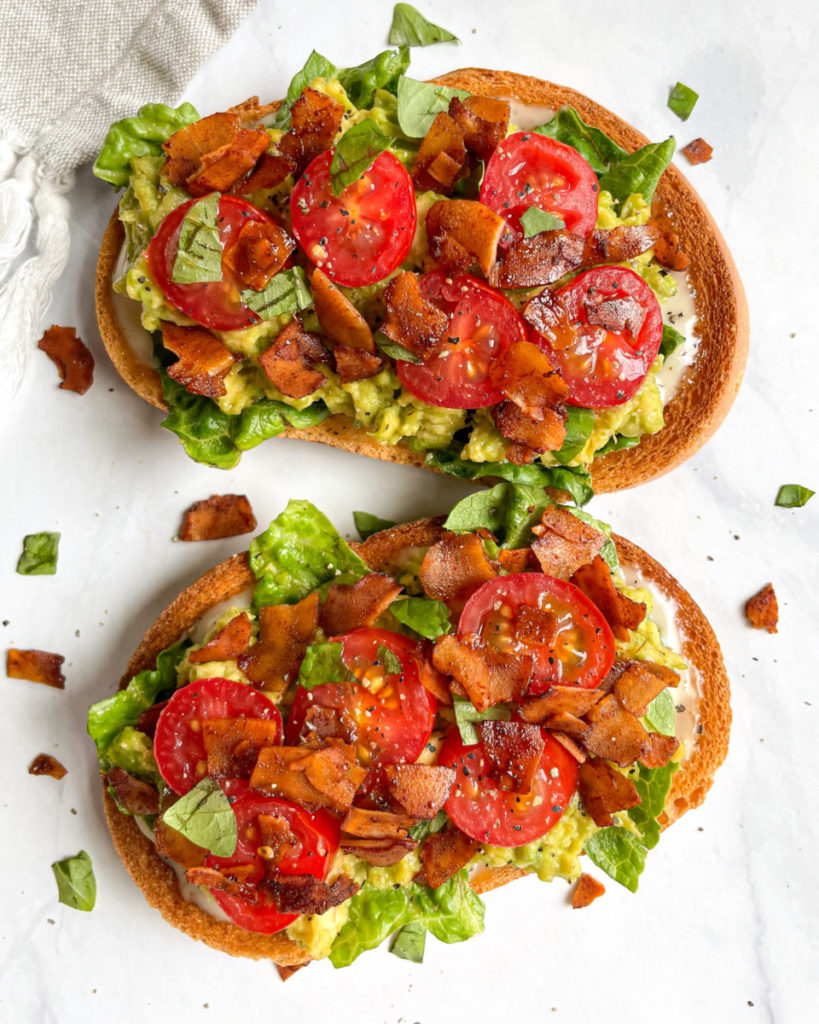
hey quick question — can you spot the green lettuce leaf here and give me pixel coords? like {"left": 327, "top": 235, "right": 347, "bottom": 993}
{"left": 668, "top": 82, "right": 699, "bottom": 121}
{"left": 660, "top": 323, "right": 685, "bottom": 359}
{"left": 103, "top": 726, "right": 159, "bottom": 786}
{"left": 596, "top": 434, "right": 640, "bottom": 457}
{"left": 775, "top": 484, "right": 815, "bottom": 508}
{"left": 330, "top": 119, "right": 393, "bottom": 195}
{"left": 171, "top": 193, "right": 222, "bottom": 284}
{"left": 389, "top": 597, "right": 452, "bottom": 640}
{"left": 628, "top": 761, "right": 678, "bottom": 850}
{"left": 597, "top": 137, "right": 676, "bottom": 204}
{"left": 452, "top": 695, "right": 511, "bottom": 745}
{"left": 553, "top": 406, "right": 594, "bottom": 466}
{"left": 397, "top": 77, "right": 469, "bottom": 137}
{"left": 427, "top": 449, "right": 594, "bottom": 506}
{"left": 644, "top": 688, "right": 676, "bottom": 737}
{"left": 390, "top": 921, "right": 426, "bottom": 962}
{"left": 443, "top": 481, "right": 544, "bottom": 548}
{"left": 353, "top": 510, "right": 397, "bottom": 540}
{"left": 584, "top": 826, "right": 647, "bottom": 892}
{"left": 16, "top": 531, "right": 60, "bottom": 575}
{"left": 297, "top": 641, "right": 357, "bottom": 689}
{"left": 161, "top": 778, "right": 237, "bottom": 857}
{"left": 389, "top": 4, "right": 459, "bottom": 46}
{"left": 52, "top": 851, "right": 96, "bottom": 911}
{"left": 232, "top": 398, "right": 329, "bottom": 452}
{"left": 241, "top": 268, "right": 312, "bottom": 320}
{"left": 567, "top": 507, "right": 619, "bottom": 572}
{"left": 93, "top": 102, "right": 200, "bottom": 188}
{"left": 337, "top": 48, "right": 411, "bottom": 109}
{"left": 520, "top": 207, "right": 565, "bottom": 237}
{"left": 533, "top": 106, "right": 628, "bottom": 176}
{"left": 249, "top": 499, "right": 369, "bottom": 609}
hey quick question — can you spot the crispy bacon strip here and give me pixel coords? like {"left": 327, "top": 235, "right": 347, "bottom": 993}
{"left": 238, "top": 592, "right": 319, "bottom": 695}
{"left": 570, "top": 556, "right": 646, "bottom": 641}
{"left": 419, "top": 532, "right": 496, "bottom": 615}
{"left": 189, "top": 612, "right": 252, "bottom": 664}
{"left": 682, "top": 137, "right": 713, "bottom": 165}
{"left": 262, "top": 873, "right": 359, "bottom": 915}
{"left": 488, "top": 340, "right": 568, "bottom": 421}
{"left": 233, "top": 152, "right": 295, "bottom": 194}
{"left": 107, "top": 766, "right": 159, "bottom": 815}
{"left": 187, "top": 127, "right": 271, "bottom": 196}
{"left": 319, "top": 573, "right": 403, "bottom": 636}
{"left": 333, "top": 344, "right": 383, "bottom": 384}
{"left": 448, "top": 95, "right": 510, "bottom": 162}
{"left": 640, "top": 732, "right": 680, "bottom": 769}
{"left": 179, "top": 494, "right": 257, "bottom": 542}
{"left": 228, "top": 95, "right": 280, "bottom": 124}
{"left": 37, "top": 325, "right": 94, "bottom": 394}
{"left": 572, "top": 873, "right": 606, "bottom": 908}
{"left": 339, "top": 837, "right": 417, "bottom": 865}
{"left": 612, "top": 660, "right": 679, "bottom": 717}
{"left": 278, "top": 88, "right": 345, "bottom": 175}
{"left": 28, "top": 753, "right": 67, "bottom": 779}
{"left": 340, "top": 807, "right": 417, "bottom": 839}
{"left": 583, "top": 694, "right": 651, "bottom": 767}
{"left": 432, "top": 633, "right": 532, "bottom": 711}
{"left": 383, "top": 764, "right": 456, "bottom": 819}
{"left": 490, "top": 231, "right": 585, "bottom": 289}
{"left": 419, "top": 828, "right": 479, "bottom": 890}
{"left": 549, "top": 730, "right": 587, "bottom": 763}
{"left": 311, "top": 267, "right": 374, "bottom": 352}
{"left": 479, "top": 720, "right": 545, "bottom": 793}
{"left": 250, "top": 742, "right": 366, "bottom": 812}
{"left": 203, "top": 718, "right": 283, "bottom": 778}
{"left": 154, "top": 816, "right": 206, "bottom": 868}
{"left": 519, "top": 685, "right": 605, "bottom": 724}
{"left": 581, "top": 224, "right": 661, "bottom": 267}
{"left": 412, "top": 111, "right": 467, "bottom": 194}
{"left": 426, "top": 200, "right": 506, "bottom": 277}
{"left": 136, "top": 698, "right": 168, "bottom": 739}
{"left": 745, "top": 583, "right": 778, "bottom": 634}
{"left": 584, "top": 294, "right": 646, "bottom": 336}
{"left": 6, "top": 648, "right": 65, "bottom": 689}
{"left": 222, "top": 220, "right": 296, "bottom": 291}
{"left": 162, "top": 112, "right": 241, "bottom": 186}
{"left": 496, "top": 547, "right": 538, "bottom": 573}
{"left": 381, "top": 272, "right": 449, "bottom": 357}
{"left": 530, "top": 505, "right": 604, "bottom": 579}
{"left": 258, "top": 314, "right": 332, "bottom": 398}
{"left": 162, "top": 322, "right": 238, "bottom": 399}
{"left": 577, "top": 757, "right": 640, "bottom": 827}
{"left": 493, "top": 400, "right": 567, "bottom": 455}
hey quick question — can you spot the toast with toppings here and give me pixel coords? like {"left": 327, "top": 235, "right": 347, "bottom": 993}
{"left": 88, "top": 489, "right": 730, "bottom": 967}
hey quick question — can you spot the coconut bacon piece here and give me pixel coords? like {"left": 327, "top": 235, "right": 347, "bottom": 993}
{"left": 37, "top": 325, "right": 95, "bottom": 394}
{"left": 381, "top": 272, "right": 449, "bottom": 357}
{"left": 161, "top": 322, "right": 238, "bottom": 399}
{"left": 419, "top": 827, "right": 479, "bottom": 890}
{"left": 179, "top": 494, "right": 257, "bottom": 542}
{"left": 490, "top": 230, "right": 585, "bottom": 288}
{"left": 187, "top": 127, "right": 271, "bottom": 196}
{"left": 432, "top": 634, "right": 533, "bottom": 711}
{"left": 222, "top": 221, "right": 296, "bottom": 291}
{"left": 319, "top": 573, "right": 403, "bottom": 636}
{"left": 478, "top": 720, "right": 545, "bottom": 793}
{"left": 572, "top": 873, "right": 606, "bottom": 908}
{"left": 162, "top": 112, "right": 242, "bottom": 186}
{"left": 6, "top": 648, "right": 65, "bottom": 689}
{"left": 278, "top": 88, "right": 345, "bottom": 175}
{"left": 530, "top": 505, "right": 604, "bottom": 579}
{"left": 333, "top": 344, "right": 383, "bottom": 384}
{"left": 340, "top": 807, "right": 417, "bottom": 839}
{"left": 28, "top": 753, "right": 67, "bottom": 779}
{"left": 419, "top": 532, "right": 496, "bottom": 615}
{"left": 339, "top": 837, "right": 417, "bottom": 865}
{"left": 581, "top": 224, "right": 661, "bottom": 267}
{"left": 745, "top": 583, "right": 778, "bottom": 634}
{"left": 238, "top": 592, "right": 319, "bottom": 696}
{"left": 577, "top": 757, "right": 640, "bottom": 827}
{"left": 448, "top": 94, "right": 510, "bottom": 163}
{"left": 583, "top": 694, "right": 651, "bottom": 767}
{"left": 493, "top": 399, "right": 566, "bottom": 455}
{"left": 262, "top": 873, "right": 360, "bottom": 916}
{"left": 570, "top": 556, "right": 647, "bottom": 641}
{"left": 412, "top": 111, "right": 467, "bottom": 194}
{"left": 612, "top": 660, "right": 679, "bottom": 717}
{"left": 488, "top": 340, "right": 569, "bottom": 421}
{"left": 250, "top": 742, "right": 366, "bottom": 812}
{"left": 426, "top": 200, "right": 506, "bottom": 277}
{"left": 518, "top": 685, "right": 605, "bottom": 724}
{"left": 202, "top": 718, "right": 284, "bottom": 779}
{"left": 258, "top": 313, "right": 332, "bottom": 399}
{"left": 383, "top": 764, "right": 456, "bottom": 819}
{"left": 311, "top": 267, "right": 374, "bottom": 352}
{"left": 188, "top": 612, "right": 252, "bottom": 664}
{"left": 682, "top": 137, "right": 713, "bottom": 165}
{"left": 107, "top": 766, "right": 160, "bottom": 815}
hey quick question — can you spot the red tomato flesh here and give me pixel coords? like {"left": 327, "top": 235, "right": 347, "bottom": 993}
{"left": 458, "top": 573, "right": 615, "bottom": 696}
{"left": 147, "top": 195, "right": 277, "bottom": 331}
{"left": 396, "top": 272, "right": 528, "bottom": 409}
{"left": 290, "top": 150, "right": 416, "bottom": 287}
{"left": 153, "top": 677, "right": 282, "bottom": 794}
{"left": 285, "top": 627, "right": 436, "bottom": 766}
{"left": 480, "top": 132, "right": 599, "bottom": 240}
{"left": 438, "top": 728, "right": 578, "bottom": 846}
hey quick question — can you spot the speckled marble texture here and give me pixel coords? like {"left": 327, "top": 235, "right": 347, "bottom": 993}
{"left": 2, "top": 1, "right": 818, "bottom": 1022}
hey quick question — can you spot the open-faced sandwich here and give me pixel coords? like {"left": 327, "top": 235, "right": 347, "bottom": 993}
{"left": 94, "top": 46, "right": 748, "bottom": 501}
{"left": 86, "top": 487, "right": 730, "bottom": 969}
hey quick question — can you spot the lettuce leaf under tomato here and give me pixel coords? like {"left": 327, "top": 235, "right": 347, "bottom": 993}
{"left": 93, "top": 102, "right": 200, "bottom": 189}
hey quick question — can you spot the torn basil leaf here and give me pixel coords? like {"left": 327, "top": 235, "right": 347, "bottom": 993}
{"left": 375, "top": 330, "right": 420, "bottom": 363}
{"left": 52, "top": 851, "right": 96, "bottom": 911}
{"left": 452, "top": 696, "right": 511, "bottom": 745}
{"left": 16, "top": 531, "right": 60, "bottom": 575}
{"left": 353, "top": 510, "right": 398, "bottom": 540}
{"left": 161, "top": 778, "right": 237, "bottom": 857}
{"left": 520, "top": 207, "right": 566, "bottom": 237}
{"left": 377, "top": 644, "right": 403, "bottom": 675}
{"left": 330, "top": 118, "right": 394, "bottom": 196}
{"left": 388, "top": 4, "right": 459, "bottom": 47}
{"left": 668, "top": 82, "right": 699, "bottom": 121}
{"left": 171, "top": 193, "right": 222, "bottom": 284}
{"left": 397, "top": 77, "right": 468, "bottom": 137}
{"left": 644, "top": 688, "right": 676, "bottom": 737}
{"left": 298, "top": 641, "right": 357, "bottom": 689}
{"left": 390, "top": 921, "right": 427, "bottom": 962}
{"left": 241, "top": 267, "right": 312, "bottom": 319}
{"left": 660, "top": 323, "right": 685, "bottom": 359}
{"left": 775, "top": 484, "right": 814, "bottom": 508}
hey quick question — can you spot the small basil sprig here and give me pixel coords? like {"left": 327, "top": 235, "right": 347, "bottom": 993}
{"left": 52, "top": 851, "right": 96, "bottom": 911}
{"left": 330, "top": 119, "right": 393, "bottom": 196}
{"left": 241, "top": 267, "right": 313, "bottom": 320}
{"left": 375, "top": 330, "right": 420, "bottom": 364}
{"left": 519, "top": 207, "right": 565, "bottom": 237}
{"left": 171, "top": 193, "right": 222, "bottom": 284}
{"left": 161, "top": 778, "right": 237, "bottom": 857}
{"left": 775, "top": 484, "right": 814, "bottom": 508}
{"left": 388, "top": 3, "right": 459, "bottom": 47}
{"left": 17, "top": 532, "right": 60, "bottom": 575}
{"left": 644, "top": 688, "right": 676, "bottom": 736}
{"left": 390, "top": 921, "right": 427, "bottom": 962}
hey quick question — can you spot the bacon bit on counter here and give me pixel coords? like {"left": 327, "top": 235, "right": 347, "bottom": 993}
{"left": 107, "top": 766, "right": 160, "bottom": 815}
{"left": 339, "top": 836, "right": 417, "bottom": 865}
{"left": 262, "top": 872, "right": 360, "bottom": 915}
{"left": 571, "top": 556, "right": 647, "bottom": 641}
{"left": 250, "top": 741, "right": 366, "bottom": 811}
{"left": 745, "top": 583, "right": 778, "bottom": 633}
{"left": 179, "top": 494, "right": 257, "bottom": 542}
{"left": 161, "top": 321, "right": 238, "bottom": 399}
{"left": 333, "top": 344, "right": 383, "bottom": 384}
{"left": 189, "top": 612, "right": 253, "bottom": 664}
{"left": 577, "top": 758, "right": 640, "bottom": 826}
{"left": 340, "top": 806, "right": 416, "bottom": 839}
{"left": 420, "top": 532, "right": 497, "bottom": 615}
{"left": 258, "top": 314, "right": 332, "bottom": 398}
{"left": 383, "top": 764, "right": 456, "bottom": 819}
{"left": 37, "top": 325, "right": 94, "bottom": 394}
{"left": 448, "top": 95, "right": 510, "bottom": 163}
{"left": 426, "top": 199, "right": 506, "bottom": 277}
{"left": 518, "top": 685, "right": 605, "bottom": 724}
{"left": 412, "top": 111, "right": 467, "bottom": 194}
{"left": 319, "top": 573, "right": 403, "bottom": 636}
{"left": 490, "top": 230, "right": 585, "bottom": 288}
{"left": 28, "top": 753, "right": 67, "bottom": 779}
{"left": 222, "top": 220, "right": 295, "bottom": 291}
{"left": 276, "top": 962, "right": 309, "bottom": 982}
{"left": 611, "top": 660, "right": 679, "bottom": 717}
{"left": 682, "top": 138, "right": 713, "bottom": 165}
{"left": 381, "top": 272, "right": 449, "bottom": 357}
{"left": 530, "top": 505, "right": 604, "bottom": 580}
{"left": 479, "top": 720, "right": 545, "bottom": 793}
{"left": 203, "top": 718, "right": 283, "bottom": 779}
{"left": 187, "top": 127, "right": 270, "bottom": 196}
{"left": 311, "top": 267, "right": 375, "bottom": 351}
{"left": 278, "top": 88, "right": 345, "bottom": 176}
{"left": 432, "top": 634, "right": 533, "bottom": 711}
{"left": 571, "top": 873, "right": 606, "bottom": 908}
{"left": 239, "top": 592, "right": 319, "bottom": 695}
{"left": 419, "top": 827, "right": 479, "bottom": 889}
{"left": 155, "top": 815, "right": 207, "bottom": 868}
{"left": 6, "top": 648, "right": 65, "bottom": 689}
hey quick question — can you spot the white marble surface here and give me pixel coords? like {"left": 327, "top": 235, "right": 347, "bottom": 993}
{"left": 2, "top": 1, "right": 818, "bottom": 1021}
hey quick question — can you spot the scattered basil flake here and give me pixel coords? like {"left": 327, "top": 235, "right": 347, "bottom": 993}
{"left": 375, "top": 330, "right": 420, "bottom": 363}
{"left": 390, "top": 921, "right": 427, "bottom": 962}
{"left": 52, "top": 851, "right": 96, "bottom": 911}
{"left": 388, "top": 3, "right": 459, "bottom": 47}
{"left": 241, "top": 267, "right": 312, "bottom": 320}
{"left": 628, "top": 762, "right": 678, "bottom": 850}
{"left": 668, "top": 82, "right": 699, "bottom": 121}
{"left": 660, "top": 323, "right": 685, "bottom": 359}
{"left": 452, "top": 695, "right": 511, "bottom": 746}
{"left": 408, "top": 809, "right": 448, "bottom": 841}
{"left": 519, "top": 207, "right": 566, "bottom": 237}
{"left": 584, "top": 826, "right": 647, "bottom": 893}
{"left": 377, "top": 644, "right": 403, "bottom": 675}
{"left": 330, "top": 119, "right": 394, "bottom": 196}
{"left": 171, "top": 193, "right": 222, "bottom": 284}
{"left": 390, "top": 596, "right": 452, "bottom": 640}
{"left": 298, "top": 641, "right": 357, "bottom": 690}
{"left": 553, "top": 406, "right": 594, "bottom": 466}
{"left": 396, "top": 77, "right": 469, "bottom": 137}
{"left": 161, "top": 778, "right": 237, "bottom": 857}
{"left": 16, "top": 532, "right": 60, "bottom": 575}
{"left": 353, "top": 510, "right": 398, "bottom": 540}
{"left": 644, "top": 688, "right": 676, "bottom": 737}
{"left": 775, "top": 484, "right": 814, "bottom": 508}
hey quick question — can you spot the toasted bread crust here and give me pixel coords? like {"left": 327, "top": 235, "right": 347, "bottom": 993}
{"left": 101, "top": 519, "right": 729, "bottom": 962}
{"left": 96, "top": 70, "right": 748, "bottom": 490}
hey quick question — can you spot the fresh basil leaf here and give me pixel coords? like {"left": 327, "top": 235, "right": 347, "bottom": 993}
{"left": 376, "top": 644, "right": 403, "bottom": 675}
{"left": 241, "top": 267, "right": 312, "bottom": 320}
{"left": 520, "top": 207, "right": 565, "bottom": 237}
{"left": 337, "top": 47, "right": 411, "bottom": 109}
{"left": 233, "top": 398, "right": 329, "bottom": 452}
{"left": 353, "top": 510, "right": 398, "bottom": 540}
{"left": 273, "top": 50, "right": 337, "bottom": 129}
{"left": 668, "top": 82, "right": 699, "bottom": 121}
{"left": 596, "top": 433, "right": 640, "bottom": 457}
{"left": 628, "top": 761, "right": 678, "bottom": 850}
{"left": 568, "top": 508, "right": 619, "bottom": 573}
{"left": 103, "top": 727, "right": 159, "bottom": 787}
{"left": 533, "top": 106, "right": 627, "bottom": 176}
{"left": 52, "top": 851, "right": 96, "bottom": 911}
{"left": 16, "top": 531, "right": 60, "bottom": 575}
{"left": 390, "top": 921, "right": 426, "bottom": 962}
{"left": 397, "top": 77, "right": 469, "bottom": 137}
{"left": 375, "top": 330, "right": 421, "bottom": 363}
{"left": 597, "top": 137, "right": 676, "bottom": 204}
{"left": 250, "top": 499, "right": 370, "bottom": 609}
{"left": 390, "top": 597, "right": 452, "bottom": 640}
{"left": 389, "top": 3, "right": 459, "bottom": 46}
{"left": 408, "top": 809, "right": 448, "bottom": 841}
{"left": 553, "top": 406, "right": 594, "bottom": 466}
{"left": 644, "top": 687, "right": 676, "bottom": 737}
{"left": 584, "top": 826, "right": 647, "bottom": 892}
{"left": 297, "top": 641, "right": 356, "bottom": 690}
{"left": 660, "top": 323, "right": 685, "bottom": 359}
{"left": 171, "top": 193, "right": 222, "bottom": 284}
{"left": 331, "top": 119, "right": 393, "bottom": 196}
{"left": 453, "top": 695, "right": 511, "bottom": 746}
{"left": 93, "top": 102, "right": 200, "bottom": 188}
{"left": 775, "top": 484, "right": 815, "bottom": 508}
{"left": 162, "top": 778, "right": 237, "bottom": 857}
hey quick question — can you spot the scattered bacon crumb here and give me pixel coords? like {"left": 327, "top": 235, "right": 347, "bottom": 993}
{"left": 549, "top": 730, "right": 587, "bottom": 763}
{"left": 319, "top": 573, "right": 403, "bottom": 636}
{"left": 179, "top": 494, "right": 256, "bottom": 542}
{"left": 222, "top": 220, "right": 295, "bottom": 291}
{"left": 745, "top": 583, "right": 778, "bottom": 634}
{"left": 257, "top": 813, "right": 301, "bottom": 869}
{"left": 258, "top": 314, "right": 331, "bottom": 398}
{"left": 412, "top": 642, "right": 453, "bottom": 705}
{"left": 239, "top": 592, "right": 319, "bottom": 696}
{"left": 571, "top": 873, "right": 606, "bottom": 908}
{"left": 530, "top": 505, "right": 604, "bottom": 579}
{"left": 412, "top": 111, "right": 467, "bottom": 193}
{"left": 381, "top": 272, "right": 449, "bottom": 358}
{"left": 584, "top": 294, "right": 646, "bottom": 336}
{"left": 7, "top": 648, "right": 65, "bottom": 689}
{"left": 651, "top": 226, "right": 690, "bottom": 271}
{"left": 577, "top": 757, "right": 640, "bottom": 826}
{"left": 333, "top": 344, "right": 383, "bottom": 384}
{"left": 682, "top": 138, "right": 713, "bottom": 165}
{"left": 161, "top": 321, "right": 238, "bottom": 399}
{"left": 432, "top": 633, "right": 532, "bottom": 711}
{"left": 419, "top": 532, "right": 497, "bottom": 615}
{"left": 135, "top": 698, "right": 168, "bottom": 739}
{"left": 228, "top": 95, "right": 280, "bottom": 125}
{"left": 28, "top": 753, "right": 67, "bottom": 779}
{"left": 107, "top": 766, "right": 159, "bottom": 815}
{"left": 311, "top": 267, "right": 374, "bottom": 352}
{"left": 383, "top": 764, "right": 456, "bottom": 819}
{"left": 188, "top": 612, "right": 252, "bottom": 664}
{"left": 276, "top": 962, "right": 309, "bottom": 981}
{"left": 448, "top": 95, "right": 510, "bottom": 163}
{"left": 571, "top": 556, "right": 646, "bottom": 640}
{"left": 419, "top": 827, "right": 479, "bottom": 889}
{"left": 37, "top": 326, "right": 94, "bottom": 394}
{"left": 496, "top": 547, "right": 538, "bottom": 573}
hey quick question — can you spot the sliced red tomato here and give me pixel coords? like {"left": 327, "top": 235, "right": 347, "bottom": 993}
{"left": 534, "top": 266, "right": 663, "bottom": 408}
{"left": 438, "top": 727, "right": 578, "bottom": 846}
{"left": 290, "top": 149, "right": 416, "bottom": 287}
{"left": 285, "top": 627, "right": 436, "bottom": 766}
{"left": 396, "top": 271, "right": 528, "bottom": 408}
{"left": 458, "top": 573, "right": 615, "bottom": 696}
{"left": 480, "top": 132, "right": 599, "bottom": 240}
{"left": 147, "top": 194, "right": 276, "bottom": 331}
{"left": 153, "top": 677, "right": 282, "bottom": 795}
{"left": 205, "top": 785, "right": 339, "bottom": 934}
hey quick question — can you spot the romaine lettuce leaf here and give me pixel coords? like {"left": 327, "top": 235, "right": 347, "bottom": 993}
{"left": 353, "top": 510, "right": 397, "bottom": 540}
{"left": 425, "top": 449, "right": 594, "bottom": 506}
{"left": 93, "top": 102, "right": 199, "bottom": 189}
{"left": 628, "top": 761, "right": 678, "bottom": 850}
{"left": 584, "top": 826, "right": 647, "bottom": 893}
{"left": 240, "top": 268, "right": 312, "bottom": 320}
{"left": 389, "top": 596, "right": 452, "bottom": 640}
{"left": 452, "top": 695, "right": 511, "bottom": 745}
{"left": 297, "top": 641, "right": 356, "bottom": 689}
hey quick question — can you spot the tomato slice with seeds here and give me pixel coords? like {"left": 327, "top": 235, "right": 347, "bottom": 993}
{"left": 153, "top": 678, "right": 282, "bottom": 795}
{"left": 147, "top": 195, "right": 277, "bottom": 331}
{"left": 534, "top": 266, "right": 663, "bottom": 408}
{"left": 285, "top": 627, "right": 436, "bottom": 766}
{"left": 290, "top": 149, "right": 416, "bottom": 287}
{"left": 205, "top": 785, "right": 339, "bottom": 934}
{"left": 396, "top": 271, "right": 528, "bottom": 409}
{"left": 438, "top": 727, "right": 578, "bottom": 846}
{"left": 480, "top": 131, "right": 599, "bottom": 240}
{"left": 458, "top": 573, "right": 615, "bottom": 696}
